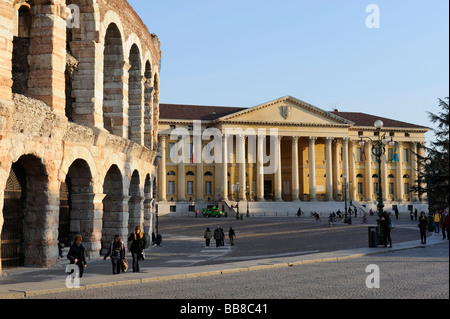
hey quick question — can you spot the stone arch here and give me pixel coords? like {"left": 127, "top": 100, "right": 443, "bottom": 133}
{"left": 128, "top": 43, "right": 144, "bottom": 144}
{"left": 144, "top": 59, "right": 153, "bottom": 149}
{"left": 152, "top": 72, "right": 160, "bottom": 149}
{"left": 59, "top": 159, "right": 94, "bottom": 249}
{"left": 101, "top": 164, "right": 127, "bottom": 255}
{"left": 1, "top": 154, "right": 50, "bottom": 268}
{"left": 11, "top": 3, "right": 32, "bottom": 96}
{"left": 102, "top": 22, "right": 127, "bottom": 138}
{"left": 128, "top": 170, "right": 143, "bottom": 234}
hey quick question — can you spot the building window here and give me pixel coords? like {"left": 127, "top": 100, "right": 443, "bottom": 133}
{"left": 170, "top": 205, "right": 176, "bottom": 212}
{"left": 373, "top": 182, "right": 379, "bottom": 193}
{"left": 404, "top": 183, "right": 409, "bottom": 195}
{"left": 389, "top": 183, "right": 395, "bottom": 195}
{"left": 357, "top": 148, "right": 363, "bottom": 162}
{"left": 403, "top": 149, "right": 409, "bottom": 163}
{"left": 204, "top": 171, "right": 213, "bottom": 176}
{"left": 186, "top": 171, "right": 195, "bottom": 176}
{"left": 187, "top": 181, "right": 194, "bottom": 195}
{"left": 170, "top": 125, "right": 176, "bottom": 130}
{"left": 188, "top": 205, "right": 195, "bottom": 212}
{"left": 358, "top": 182, "right": 363, "bottom": 195}
{"left": 168, "top": 181, "right": 175, "bottom": 195}
{"left": 168, "top": 143, "right": 175, "bottom": 156}
{"left": 188, "top": 143, "right": 193, "bottom": 160}
{"left": 167, "top": 171, "right": 176, "bottom": 176}
{"left": 205, "top": 181, "right": 212, "bottom": 195}
{"left": 388, "top": 148, "right": 394, "bottom": 162}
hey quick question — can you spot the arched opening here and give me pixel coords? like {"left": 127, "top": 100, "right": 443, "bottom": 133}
{"left": 65, "top": 26, "right": 78, "bottom": 122}
{"left": 12, "top": 5, "right": 32, "bottom": 96}
{"left": 59, "top": 159, "right": 94, "bottom": 249}
{"left": 128, "top": 44, "right": 143, "bottom": 144}
{"left": 101, "top": 165, "right": 125, "bottom": 255}
{"left": 143, "top": 174, "right": 153, "bottom": 242}
{"left": 1, "top": 155, "right": 49, "bottom": 268}
{"left": 152, "top": 74, "right": 160, "bottom": 148}
{"left": 103, "top": 23, "right": 125, "bottom": 136}
{"left": 1, "top": 162, "right": 26, "bottom": 269}
{"left": 128, "top": 170, "right": 143, "bottom": 234}
{"left": 144, "top": 61, "right": 153, "bottom": 149}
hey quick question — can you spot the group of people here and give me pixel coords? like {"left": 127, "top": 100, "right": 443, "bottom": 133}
{"left": 67, "top": 225, "right": 149, "bottom": 277}
{"left": 204, "top": 226, "right": 236, "bottom": 247}
{"left": 431, "top": 209, "right": 449, "bottom": 240}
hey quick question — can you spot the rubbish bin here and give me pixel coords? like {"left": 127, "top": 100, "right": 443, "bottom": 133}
{"left": 368, "top": 226, "right": 378, "bottom": 248}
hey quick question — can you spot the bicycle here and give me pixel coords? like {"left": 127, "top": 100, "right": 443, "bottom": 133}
{"left": 312, "top": 212, "right": 321, "bottom": 222}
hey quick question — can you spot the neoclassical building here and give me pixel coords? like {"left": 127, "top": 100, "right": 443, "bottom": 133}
{"left": 157, "top": 96, "right": 429, "bottom": 216}
{"left": 0, "top": 0, "right": 160, "bottom": 272}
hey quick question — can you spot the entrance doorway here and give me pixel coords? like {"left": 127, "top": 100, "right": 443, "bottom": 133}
{"left": 1, "top": 163, "right": 26, "bottom": 269}
{"left": 264, "top": 180, "right": 273, "bottom": 201}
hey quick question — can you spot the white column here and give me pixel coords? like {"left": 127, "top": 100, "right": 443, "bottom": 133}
{"left": 349, "top": 140, "right": 357, "bottom": 201}
{"left": 221, "top": 134, "right": 228, "bottom": 201}
{"left": 333, "top": 139, "right": 340, "bottom": 199}
{"left": 257, "top": 135, "right": 265, "bottom": 201}
{"left": 309, "top": 137, "right": 317, "bottom": 201}
{"left": 292, "top": 136, "right": 300, "bottom": 202}
{"left": 365, "top": 141, "right": 373, "bottom": 202}
{"left": 159, "top": 136, "right": 167, "bottom": 202}
{"left": 238, "top": 135, "right": 247, "bottom": 201}
{"left": 275, "top": 136, "right": 282, "bottom": 201}
{"left": 325, "top": 137, "right": 334, "bottom": 201}
{"left": 396, "top": 141, "right": 404, "bottom": 202}
{"left": 177, "top": 137, "right": 185, "bottom": 201}
{"left": 194, "top": 135, "right": 203, "bottom": 201}
{"left": 342, "top": 138, "right": 350, "bottom": 201}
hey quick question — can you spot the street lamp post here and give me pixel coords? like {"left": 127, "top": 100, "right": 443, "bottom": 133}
{"left": 343, "top": 176, "right": 349, "bottom": 224}
{"left": 246, "top": 186, "right": 250, "bottom": 218}
{"left": 359, "top": 120, "right": 395, "bottom": 245}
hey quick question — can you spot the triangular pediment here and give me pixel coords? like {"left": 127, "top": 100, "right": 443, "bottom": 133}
{"left": 217, "top": 96, "right": 354, "bottom": 126}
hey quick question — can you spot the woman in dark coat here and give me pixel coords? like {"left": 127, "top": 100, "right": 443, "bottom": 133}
{"left": 67, "top": 234, "right": 87, "bottom": 278}
{"left": 128, "top": 226, "right": 146, "bottom": 273}
{"left": 418, "top": 212, "right": 428, "bottom": 245}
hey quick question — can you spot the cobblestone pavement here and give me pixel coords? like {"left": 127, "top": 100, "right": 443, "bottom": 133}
{"left": 25, "top": 242, "right": 449, "bottom": 300}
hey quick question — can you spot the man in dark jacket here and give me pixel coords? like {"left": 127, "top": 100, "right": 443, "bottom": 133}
{"left": 67, "top": 234, "right": 87, "bottom": 278}
{"left": 213, "top": 227, "right": 223, "bottom": 248}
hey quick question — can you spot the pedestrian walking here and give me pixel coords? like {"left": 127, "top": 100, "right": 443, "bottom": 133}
{"left": 128, "top": 226, "right": 147, "bottom": 273}
{"left": 228, "top": 227, "right": 236, "bottom": 246}
{"left": 328, "top": 213, "right": 333, "bottom": 227}
{"left": 362, "top": 212, "right": 368, "bottom": 224}
{"left": 354, "top": 207, "right": 358, "bottom": 218}
{"left": 418, "top": 212, "right": 428, "bottom": 245}
{"left": 67, "top": 234, "right": 87, "bottom": 278}
{"left": 204, "top": 228, "right": 212, "bottom": 247}
{"left": 103, "top": 235, "right": 127, "bottom": 274}
{"left": 440, "top": 209, "right": 449, "bottom": 240}
{"left": 414, "top": 209, "right": 418, "bottom": 221}
{"left": 220, "top": 227, "right": 225, "bottom": 246}
{"left": 213, "top": 227, "right": 223, "bottom": 247}
{"left": 380, "top": 213, "right": 393, "bottom": 248}
{"left": 433, "top": 211, "right": 441, "bottom": 233}
{"left": 394, "top": 207, "right": 399, "bottom": 220}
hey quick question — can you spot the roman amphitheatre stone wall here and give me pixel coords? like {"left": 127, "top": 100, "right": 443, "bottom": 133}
{"left": 0, "top": 0, "right": 161, "bottom": 273}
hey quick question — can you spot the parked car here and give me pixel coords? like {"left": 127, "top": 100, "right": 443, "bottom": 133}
{"left": 202, "top": 207, "right": 224, "bottom": 218}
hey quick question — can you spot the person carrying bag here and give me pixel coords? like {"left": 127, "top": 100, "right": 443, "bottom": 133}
{"left": 104, "top": 235, "right": 127, "bottom": 274}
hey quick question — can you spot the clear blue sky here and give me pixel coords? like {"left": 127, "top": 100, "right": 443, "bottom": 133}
{"left": 128, "top": 0, "right": 449, "bottom": 142}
